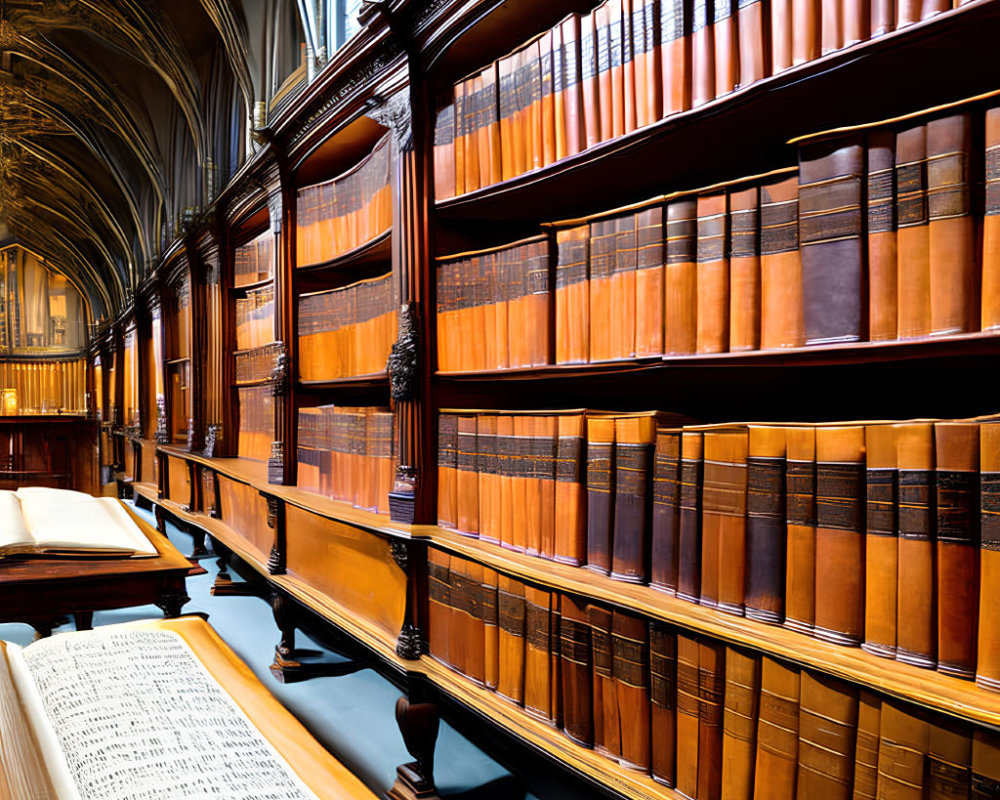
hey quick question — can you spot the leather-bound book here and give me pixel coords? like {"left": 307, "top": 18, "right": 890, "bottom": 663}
{"left": 702, "top": 427, "right": 749, "bottom": 614}
{"left": 652, "top": 428, "right": 684, "bottom": 593}
{"left": 635, "top": 206, "right": 666, "bottom": 357}
{"left": 497, "top": 574, "right": 527, "bottom": 704}
{"left": 814, "top": 425, "right": 865, "bottom": 645}
{"left": 550, "top": 596, "right": 563, "bottom": 728}
{"left": 560, "top": 593, "right": 594, "bottom": 746}
{"left": 730, "top": 186, "right": 761, "bottom": 352}
{"left": 540, "top": 31, "right": 557, "bottom": 169}
{"left": 622, "top": 0, "right": 638, "bottom": 135}
{"left": 510, "top": 48, "right": 528, "bottom": 177}
{"left": 875, "top": 702, "right": 929, "bottom": 800}
{"left": 581, "top": 10, "right": 602, "bottom": 150}
{"left": 556, "top": 225, "right": 591, "bottom": 365}
{"left": 746, "top": 425, "right": 787, "bottom": 624}
{"left": 650, "top": 621, "right": 677, "bottom": 786}
{"left": 454, "top": 82, "right": 467, "bottom": 195}
{"left": 596, "top": 2, "right": 615, "bottom": 144}
{"left": 721, "top": 647, "right": 761, "bottom": 800}
{"left": 896, "top": 124, "right": 931, "bottom": 339}
{"left": 853, "top": 691, "right": 881, "bottom": 800}
{"left": 456, "top": 415, "right": 480, "bottom": 537}
{"left": 821, "top": 0, "right": 843, "bottom": 54}
{"left": 613, "top": 610, "right": 652, "bottom": 770}
{"left": 613, "top": 414, "right": 658, "bottom": 583}
{"left": 555, "top": 15, "right": 585, "bottom": 160}
{"left": 480, "top": 64, "right": 502, "bottom": 186}
{"left": 537, "top": 415, "right": 558, "bottom": 560}
{"left": 483, "top": 567, "right": 500, "bottom": 690}
{"left": 499, "top": 50, "right": 518, "bottom": 180}
{"left": 971, "top": 730, "right": 1000, "bottom": 799}
{"left": 738, "top": 0, "right": 768, "bottom": 87}
{"left": 868, "top": 129, "right": 898, "bottom": 341}
{"left": 784, "top": 427, "right": 816, "bottom": 634}
{"left": 760, "top": 175, "right": 804, "bottom": 349}
{"left": 754, "top": 657, "right": 800, "bottom": 800}
{"left": 798, "top": 135, "right": 865, "bottom": 345}
{"left": 555, "top": 413, "right": 588, "bottom": 566}
{"left": 844, "top": 0, "right": 869, "bottom": 45}
{"left": 587, "top": 416, "right": 617, "bottom": 575}
{"left": 524, "top": 585, "right": 554, "bottom": 721}
{"left": 634, "top": 0, "right": 663, "bottom": 129}
{"left": 498, "top": 414, "right": 515, "bottom": 550}
{"left": 463, "top": 560, "right": 487, "bottom": 685}
{"left": 427, "top": 548, "right": 452, "bottom": 667}
{"left": 612, "top": 212, "right": 638, "bottom": 359}
{"left": 927, "top": 113, "right": 976, "bottom": 337}
{"left": 772, "top": 0, "right": 794, "bottom": 73}
{"left": 478, "top": 414, "right": 500, "bottom": 545}
{"left": 462, "top": 75, "right": 481, "bottom": 194}
{"left": 983, "top": 108, "right": 1000, "bottom": 331}
{"left": 528, "top": 238, "right": 552, "bottom": 369}
{"left": 661, "top": 0, "right": 692, "bottom": 116}
{"left": 796, "top": 672, "right": 858, "bottom": 800}
{"left": 522, "top": 415, "right": 543, "bottom": 556}
{"left": 607, "top": 0, "right": 627, "bottom": 140}
{"left": 524, "top": 40, "right": 544, "bottom": 173}
{"left": 590, "top": 218, "right": 617, "bottom": 362}
{"left": 676, "top": 634, "right": 702, "bottom": 798}
{"left": 446, "top": 556, "right": 470, "bottom": 677}
{"left": 895, "top": 421, "right": 937, "bottom": 669}
{"left": 935, "top": 421, "right": 980, "bottom": 679}
{"left": 792, "top": 0, "right": 820, "bottom": 65}
{"left": 895, "top": 0, "right": 919, "bottom": 27}
{"left": 437, "top": 413, "right": 458, "bottom": 529}
{"left": 511, "top": 415, "right": 534, "bottom": 552}
{"left": 697, "top": 193, "right": 731, "bottom": 354}
{"left": 666, "top": 198, "right": 700, "bottom": 355}
{"left": 692, "top": 0, "right": 717, "bottom": 107}
{"left": 976, "top": 422, "right": 1000, "bottom": 692}
{"left": 590, "top": 603, "right": 621, "bottom": 759}
{"left": 863, "top": 423, "right": 898, "bottom": 659}
{"left": 927, "top": 717, "right": 972, "bottom": 800}
{"left": 678, "top": 430, "right": 705, "bottom": 603}
{"left": 870, "top": 0, "right": 893, "bottom": 35}
{"left": 434, "top": 103, "right": 456, "bottom": 201}
{"left": 698, "top": 640, "right": 727, "bottom": 800}
{"left": 714, "top": 0, "right": 738, "bottom": 98}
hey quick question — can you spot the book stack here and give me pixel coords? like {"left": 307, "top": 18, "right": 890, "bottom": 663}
{"left": 296, "top": 134, "right": 392, "bottom": 268}
{"left": 436, "top": 237, "right": 551, "bottom": 371}
{"left": 298, "top": 272, "right": 399, "bottom": 381}
{"left": 234, "top": 342, "right": 283, "bottom": 385}
{"left": 296, "top": 405, "right": 395, "bottom": 514}
{"left": 235, "top": 284, "right": 275, "bottom": 351}
{"left": 234, "top": 230, "right": 274, "bottom": 287}
{"left": 236, "top": 385, "right": 275, "bottom": 462}
{"left": 427, "top": 548, "right": 1000, "bottom": 796}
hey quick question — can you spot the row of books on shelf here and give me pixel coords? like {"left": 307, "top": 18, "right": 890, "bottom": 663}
{"left": 236, "top": 385, "right": 275, "bottom": 462}
{"left": 433, "top": 0, "right": 969, "bottom": 199}
{"left": 428, "top": 548, "right": 1000, "bottom": 798}
{"left": 296, "top": 134, "right": 392, "bottom": 268}
{"left": 295, "top": 405, "right": 394, "bottom": 515}
{"left": 234, "top": 230, "right": 274, "bottom": 288}
{"left": 235, "top": 284, "right": 275, "bottom": 351}
{"left": 298, "top": 272, "right": 399, "bottom": 381}
{"left": 437, "top": 410, "right": 1000, "bottom": 688}
{"left": 234, "top": 343, "right": 282, "bottom": 385}
{"left": 438, "top": 102, "right": 1000, "bottom": 370}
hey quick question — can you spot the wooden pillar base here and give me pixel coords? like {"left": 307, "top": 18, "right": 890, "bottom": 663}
{"left": 387, "top": 765, "right": 441, "bottom": 800}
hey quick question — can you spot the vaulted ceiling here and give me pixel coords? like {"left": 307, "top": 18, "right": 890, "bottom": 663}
{"left": 0, "top": 0, "right": 301, "bottom": 325}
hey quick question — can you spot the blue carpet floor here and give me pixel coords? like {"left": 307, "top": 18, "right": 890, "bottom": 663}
{"left": 0, "top": 503, "right": 567, "bottom": 799}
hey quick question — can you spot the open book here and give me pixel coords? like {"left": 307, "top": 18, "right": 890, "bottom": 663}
{"left": 0, "top": 488, "right": 158, "bottom": 559}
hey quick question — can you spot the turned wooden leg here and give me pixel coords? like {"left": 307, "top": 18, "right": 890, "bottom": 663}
{"left": 156, "top": 586, "right": 191, "bottom": 618}
{"left": 154, "top": 505, "right": 168, "bottom": 535}
{"left": 388, "top": 696, "right": 441, "bottom": 800}
{"left": 268, "top": 592, "right": 357, "bottom": 684}
{"left": 189, "top": 528, "right": 211, "bottom": 560}
{"left": 74, "top": 611, "right": 94, "bottom": 631}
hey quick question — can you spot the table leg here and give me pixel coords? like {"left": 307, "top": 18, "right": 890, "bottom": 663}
{"left": 156, "top": 587, "right": 191, "bottom": 618}
{"left": 74, "top": 612, "right": 94, "bottom": 630}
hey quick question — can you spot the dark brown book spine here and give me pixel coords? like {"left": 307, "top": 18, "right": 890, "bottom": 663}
{"left": 678, "top": 431, "right": 705, "bottom": 603}
{"left": 797, "top": 673, "right": 858, "bottom": 800}
{"left": 896, "top": 124, "right": 931, "bottom": 339}
{"left": 697, "top": 640, "right": 726, "bottom": 800}
{"left": 613, "top": 610, "right": 652, "bottom": 771}
{"left": 560, "top": 593, "right": 594, "bottom": 746}
{"left": 587, "top": 418, "right": 616, "bottom": 575}
{"left": 651, "top": 430, "right": 684, "bottom": 593}
{"left": 721, "top": 647, "right": 761, "bottom": 800}
{"left": 746, "top": 444, "right": 787, "bottom": 624}
{"left": 676, "top": 634, "right": 702, "bottom": 798}
{"left": 650, "top": 621, "right": 677, "bottom": 787}
{"left": 612, "top": 435, "right": 655, "bottom": 583}
{"left": 590, "top": 603, "right": 620, "bottom": 759}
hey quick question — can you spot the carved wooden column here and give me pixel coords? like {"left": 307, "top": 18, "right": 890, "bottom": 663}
{"left": 266, "top": 182, "right": 292, "bottom": 485}
{"left": 185, "top": 249, "right": 206, "bottom": 453}
{"left": 196, "top": 230, "right": 224, "bottom": 457}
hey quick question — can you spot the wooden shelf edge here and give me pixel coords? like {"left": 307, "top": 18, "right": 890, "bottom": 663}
{"left": 295, "top": 229, "right": 392, "bottom": 274}
{"left": 230, "top": 276, "right": 275, "bottom": 293}
{"left": 297, "top": 372, "right": 390, "bottom": 390}
{"left": 427, "top": 528, "right": 1000, "bottom": 729}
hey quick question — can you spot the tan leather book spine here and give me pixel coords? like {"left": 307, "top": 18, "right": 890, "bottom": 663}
{"left": 692, "top": 0, "right": 717, "bottom": 107}
{"left": 935, "top": 421, "right": 979, "bottom": 679}
{"left": 635, "top": 206, "right": 666, "bottom": 357}
{"left": 613, "top": 610, "right": 652, "bottom": 770}
{"left": 609, "top": 0, "right": 627, "bottom": 139}
{"left": 746, "top": 425, "right": 787, "bottom": 624}
{"left": 463, "top": 75, "right": 482, "bottom": 195}
{"left": 483, "top": 567, "right": 500, "bottom": 690}
{"left": 797, "top": 672, "right": 858, "bottom": 800}
{"left": 437, "top": 414, "right": 458, "bottom": 529}
{"left": 623, "top": 0, "right": 638, "bottom": 134}
{"left": 875, "top": 702, "right": 929, "bottom": 800}
{"left": 844, "top": 0, "right": 870, "bottom": 45}
{"left": 698, "top": 640, "right": 727, "bottom": 800}
{"left": 498, "top": 414, "right": 515, "bottom": 550}
{"left": 652, "top": 429, "right": 684, "bottom": 593}
{"left": 612, "top": 212, "right": 638, "bottom": 359}
{"left": 526, "top": 40, "right": 544, "bottom": 171}
{"left": 524, "top": 585, "right": 554, "bottom": 721}
{"left": 511, "top": 414, "right": 533, "bottom": 552}
{"left": 863, "top": 423, "right": 898, "bottom": 659}
{"left": 676, "top": 634, "right": 702, "bottom": 798}
{"left": 553, "top": 20, "right": 569, "bottom": 161}
{"left": 661, "top": 0, "right": 692, "bottom": 116}
{"left": 550, "top": 600, "right": 563, "bottom": 728}
{"left": 590, "top": 218, "right": 617, "bottom": 362}
{"left": 465, "top": 559, "right": 487, "bottom": 685}
{"left": 737, "top": 0, "right": 768, "bottom": 88}
{"left": 792, "top": 0, "right": 820, "bottom": 64}
{"left": 814, "top": 425, "right": 865, "bottom": 645}
{"left": 678, "top": 430, "right": 705, "bottom": 603}
{"left": 729, "top": 187, "right": 761, "bottom": 352}
{"left": 557, "top": 15, "right": 585, "bottom": 159}
{"left": 771, "top": 0, "right": 794, "bottom": 73}
{"left": 434, "top": 103, "right": 456, "bottom": 201}
{"left": 720, "top": 647, "right": 760, "bottom": 800}
{"left": 650, "top": 621, "right": 677, "bottom": 786}
{"left": 480, "top": 64, "right": 502, "bottom": 186}
{"left": 446, "top": 555, "right": 470, "bottom": 676}
{"left": 760, "top": 175, "right": 804, "bottom": 349}
{"left": 539, "top": 31, "right": 557, "bottom": 169}
{"left": 927, "top": 718, "right": 972, "bottom": 800}
{"left": 895, "top": 0, "right": 920, "bottom": 27}
{"left": 481, "top": 254, "right": 498, "bottom": 371}
{"left": 494, "top": 249, "right": 511, "bottom": 370}
{"left": 896, "top": 124, "right": 932, "bottom": 339}
{"left": 971, "top": 730, "right": 1000, "bottom": 799}
{"left": 454, "top": 82, "right": 467, "bottom": 196}
{"left": 870, "top": 0, "right": 894, "bottom": 35}
{"left": 714, "top": 0, "right": 739, "bottom": 98}
{"left": 590, "top": 602, "right": 621, "bottom": 758}
{"left": 556, "top": 225, "right": 591, "bottom": 364}
{"left": 596, "top": 2, "right": 614, "bottom": 143}
{"left": 666, "top": 198, "right": 700, "bottom": 354}
{"left": 927, "top": 113, "right": 976, "bottom": 337}
{"left": 612, "top": 415, "right": 658, "bottom": 582}
{"left": 499, "top": 52, "right": 517, "bottom": 181}
{"left": 587, "top": 415, "right": 617, "bottom": 574}
{"left": 497, "top": 574, "right": 527, "bottom": 704}
{"left": 702, "top": 427, "right": 749, "bottom": 614}
{"left": 868, "top": 129, "right": 898, "bottom": 341}
{"left": 427, "top": 547, "right": 452, "bottom": 667}
{"left": 511, "top": 48, "right": 529, "bottom": 177}
{"left": 821, "top": 0, "right": 844, "bottom": 53}
{"left": 697, "top": 193, "right": 731, "bottom": 354}
{"left": 456, "top": 415, "right": 480, "bottom": 536}
{"left": 754, "top": 657, "right": 800, "bottom": 800}
{"left": 555, "top": 414, "right": 588, "bottom": 566}
{"left": 853, "top": 691, "right": 882, "bottom": 800}
{"left": 560, "top": 593, "right": 594, "bottom": 745}
{"left": 895, "top": 421, "right": 936, "bottom": 669}
{"left": 581, "top": 10, "right": 602, "bottom": 149}
{"left": 478, "top": 414, "right": 499, "bottom": 544}
{"left": 538, "top": 415, "right": 558, "bottom": 560}
{"left": 977, "top": 422, "right": 1000, "bottom": 691}
{"left": 634, "top": 0, "right": 663, "bottom": 129}
{"left": 983, "top": 108, "right": 1000, "bottom": 331}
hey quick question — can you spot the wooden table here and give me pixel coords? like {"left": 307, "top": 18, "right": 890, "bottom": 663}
{"left": 0, "top": 503, "right": 194, "bottom": 635}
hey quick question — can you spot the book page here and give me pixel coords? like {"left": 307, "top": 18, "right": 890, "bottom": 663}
{"left": 0, "top": 491, "right": 32, "bottom": 551}
{"left": 14, "top": 488, "right": 157, "bottom": 556}
{"left": 22, "top": 628, "right": 321, "bottom": 800}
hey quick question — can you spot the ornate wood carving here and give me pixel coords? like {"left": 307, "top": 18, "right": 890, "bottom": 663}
{"left": 390, "top": 539, "right": 410, "bottom": 572}
{"left": 267, "top": 440, "right": 285, "bottom": 485}
{"left": 270, "top": 343, "right": 290, "bottom": 397}
{"left": 154, "top": 396, "right": 169, "bottom": 444}
{"left": 203, "top": 423, "right": 221, "bottom": 458}
{"left": 388, "top": 302, "right": 420, "bottom": 402}
{"left": 367, "top": 90, "right": 412, "bottom": 149}
{"left": 395, "top": 623, "right": 426, "bottom": 661}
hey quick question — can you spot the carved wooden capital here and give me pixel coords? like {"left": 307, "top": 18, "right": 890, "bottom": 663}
{"left": 367, "top": 90, "right": 412, "bottom": 150}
